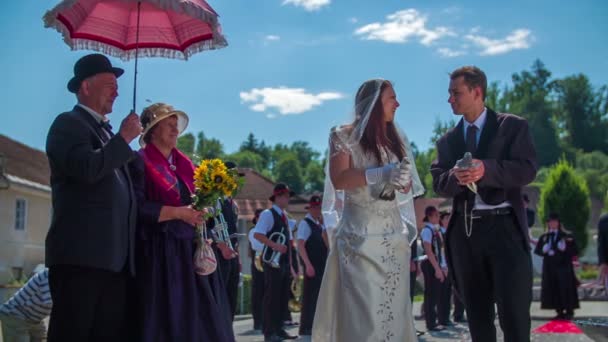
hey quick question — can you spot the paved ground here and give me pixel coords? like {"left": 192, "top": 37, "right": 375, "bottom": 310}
{"left": 233, "top": 301, "right": 608, "bottom": 342}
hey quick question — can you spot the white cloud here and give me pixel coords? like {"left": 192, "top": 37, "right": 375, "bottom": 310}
{"left": 265, "top": 35, "right": 281, "bottom": 41}
{"left": 437, "top": 47, "right": 465, "bottom": 58}
{"left": 282, "top": 0, "right": 330, "bottom": 11}
{"left": 354, "top": 9, "right": 454, "bottom": 45}
{"left": 240, "top": 87, "right": 344, "bottom": 115}
{"left": 465, "top": 29, "right": 533, "bottom": 56}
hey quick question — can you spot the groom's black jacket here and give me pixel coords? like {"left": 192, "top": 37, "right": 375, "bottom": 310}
{"left": 430, "top": 108, "right": 537, "bottom": 292}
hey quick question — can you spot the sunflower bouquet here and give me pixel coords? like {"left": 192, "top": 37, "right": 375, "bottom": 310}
{"left": 191, "top": 159, "right": 243, "bottom": 212}
{"left": 191, "top": 159, "right": 243, "bottom": 276}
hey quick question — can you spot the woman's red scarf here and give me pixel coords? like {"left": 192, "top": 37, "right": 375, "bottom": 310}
{"left": 138, "top": 144, "right": 195, "bottom": 206}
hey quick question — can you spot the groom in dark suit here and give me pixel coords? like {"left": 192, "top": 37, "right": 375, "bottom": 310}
{"left": 431, "top": 66, "right": 537, "bottom": 342}
{"left": 45, "top": 54, "right": 142, "bottom": 342}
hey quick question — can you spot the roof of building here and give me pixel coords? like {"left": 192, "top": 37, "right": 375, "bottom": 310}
{"left": 0, "top": 134, "right": 50, "bottom": 190}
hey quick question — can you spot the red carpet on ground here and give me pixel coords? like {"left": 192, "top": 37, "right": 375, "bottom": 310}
{"left": 533, "top": 320, "right": 583, "bottom": 334}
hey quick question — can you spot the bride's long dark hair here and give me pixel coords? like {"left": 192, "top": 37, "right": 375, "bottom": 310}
{"left": 354, "top": 80, "right": 405, "bottom": 164}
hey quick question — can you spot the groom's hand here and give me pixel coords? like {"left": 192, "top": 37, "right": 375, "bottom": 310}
{"left": 453, "top": 160, "right": 485, "bottom": 185}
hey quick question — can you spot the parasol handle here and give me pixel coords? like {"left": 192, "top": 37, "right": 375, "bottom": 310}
{"left": 132, "top": 1, "right": 142, "bottom": 113}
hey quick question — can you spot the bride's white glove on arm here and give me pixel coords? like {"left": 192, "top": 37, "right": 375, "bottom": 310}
{"left": 365, "top": 164, "right": 408, "bottom": 186}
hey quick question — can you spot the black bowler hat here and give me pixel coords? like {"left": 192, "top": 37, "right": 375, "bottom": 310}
{"left": 67, "top": 54, "right": 124, "bottom": 93}
{"left": 546, "top": 212, "right": 560, "bottom": 222}
{"left": 269, "top": 183, "right": 295, "bottom": 202}
{"left": 305, "top": 195, "right": 322, "bottom": 209}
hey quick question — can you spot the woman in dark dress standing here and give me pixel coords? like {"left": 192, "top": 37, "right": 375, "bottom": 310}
{"left": 534, "top": 213, "right": 580, "bottom": 320}
{"left": 130, "top": 103, "right": 235, "bottom": 342}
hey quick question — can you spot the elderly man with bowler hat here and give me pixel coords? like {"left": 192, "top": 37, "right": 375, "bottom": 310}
{"left": 45, "top": 53, "right": 142, "bottom": 342}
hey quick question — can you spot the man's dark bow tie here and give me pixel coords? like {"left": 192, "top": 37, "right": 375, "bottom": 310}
{"left": 99, "top": 121, "right": 113, "bottom": 132}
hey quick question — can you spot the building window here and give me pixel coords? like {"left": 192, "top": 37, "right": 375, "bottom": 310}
{"left": 15, "top": 198, "right": 27, "bottom": 231}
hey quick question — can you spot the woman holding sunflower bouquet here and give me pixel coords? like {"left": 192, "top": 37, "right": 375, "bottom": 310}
{"left": 129, "top": 103, "right": 235, "bottom": 342}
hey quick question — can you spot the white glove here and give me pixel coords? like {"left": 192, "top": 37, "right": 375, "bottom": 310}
{"left": 365, "top": 164, "right": 407, "bottom": 186}
{"left": 557, "top": 239, "right": 566, "bottom": 252}
{"left": 542, "top": 243, "right": 551, "bottom": 254}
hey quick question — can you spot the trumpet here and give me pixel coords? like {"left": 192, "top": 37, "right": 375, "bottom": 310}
{"left": 288, "top": 277, "right": 303, "bottom": 313}
{"left": 210, "top": 199, "right": 235, "bottom": 251}
{"left": 254, "top": 250, "right": 264, "bottom": 272}
{"left": 262, "top": 231, "right": 286, "bottom": 268}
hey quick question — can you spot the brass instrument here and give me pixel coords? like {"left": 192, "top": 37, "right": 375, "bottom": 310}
{"left": 210, "top": 198, "right": 235, "bottom": 251}
{"left": 288, "top": 277, "right": 303, "bottom": 312}
{"left": 262, "top": 231, "right": 286, "bottom": 268}
{"left": 254, "top": 250, "right": 264, "bottom": 272}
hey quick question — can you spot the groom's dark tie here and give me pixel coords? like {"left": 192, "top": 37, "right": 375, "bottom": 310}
{"left": 466, "top": 124, "right": 477, "bottom": 153}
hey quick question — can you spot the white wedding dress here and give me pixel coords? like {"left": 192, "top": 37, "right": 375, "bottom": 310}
{"left": 312, "top": 142, "right": 418, "bottom": 342}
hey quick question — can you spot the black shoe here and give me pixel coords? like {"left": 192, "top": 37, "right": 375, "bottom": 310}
{"left": 440, "top": 320, "right": 455, "bottom": 327}
{"left": 454, "top": 317, "right": 467, "bottom": 323}
{"left": 428, "top": 325, "right": 446, "bottom": 332}
{"left": 264, "top": 334, "right": 283, "bottom": 342}
{"left": 278, "top": 330, "right": 298, "bottom": 340}
{"left": 283, "top": 320, "right": 299, "bottom": 327}
{"left": 416, "top": 330, "right": 426, "bottom": 336}
{"left": 553, "top": 312, "right": 566, "bottom": 320}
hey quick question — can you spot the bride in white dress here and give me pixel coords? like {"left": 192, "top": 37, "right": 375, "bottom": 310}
{"left": 312, "top": 79, "right": 424, "bottom": 342}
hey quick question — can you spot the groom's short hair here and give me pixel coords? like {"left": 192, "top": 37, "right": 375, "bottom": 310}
{"left": 450, "top": 66, "right": 487, "bottom": 101}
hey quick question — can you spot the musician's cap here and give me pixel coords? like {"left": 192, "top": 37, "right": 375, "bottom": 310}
{"left": 225, "top": 161, "right": 245, "bottom": 176}
{"left": 546, "top": 212, "right": 560, "bottom": 222}
{"left": 305, "top": 195, "right": 322, "bottom": 209}
{"left": 269, "top": 183, "right": 294, "bottom": 201}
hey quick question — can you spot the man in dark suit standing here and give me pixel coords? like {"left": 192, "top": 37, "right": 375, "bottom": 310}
{"left": 431, "top": 66, "right": 537, "bottom": 342}
{"left": 45, "top": 54, "right": 142, "bottom": 342}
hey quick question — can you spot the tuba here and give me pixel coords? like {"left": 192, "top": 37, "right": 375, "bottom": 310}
{"left": 261, "top": 231, "right": 286, "bottom": 268}
{"left": 288, "top": 277, "right": 303, "bottom": 312}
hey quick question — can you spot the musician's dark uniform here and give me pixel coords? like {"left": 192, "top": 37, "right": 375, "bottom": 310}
{"left": 297, "top": 215, "right": 328, "bottom": 335}
{"left": 253, "top": 205, "right": 294, "bottom": 340}
{"left": 208, "top": 198, "right": 240, "bottom": 320}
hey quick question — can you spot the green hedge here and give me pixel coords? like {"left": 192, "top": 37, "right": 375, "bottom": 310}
{"left": 538, "top": 159, "right": 591, "bottom": 252}
{"left": 236, "top": 274, "right": 253, "bottom": 315}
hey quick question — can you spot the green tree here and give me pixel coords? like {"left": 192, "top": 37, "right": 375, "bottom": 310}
{"left": 415, "top": 148, "right": 437, "bottom": 198}
{"left": 225, "top": 150, "right": 265, "bottom": 173}
{"left": 553, "top": 75, "right": 608, "bottom": 154}
{"left": 240, "top": 133, "right": 259, "bottom": 152}
{"left": 485, "top": 81, "right": 510, "bottom": 112}
{"left": 574, "top": 150, "right": 608, "bottom": 200}
{"left": 240, "top": 133, "right": 272, "bottom": 169}
{"left": 274, "top": 153, "right": 305, "bottom": 194}
{"left": 270, "top": 143, "right": 291, "bottom": 174}
{"left": 430, "top": 118, "right": 456, "bottom": 145}
{"left": 538, "top": 159, "right": 591, "bottom": 252}
{"left": 504, "top": 60, "right": 561, "bottom": 166}
{"left": 195, "top": 132, "right": 224, "bottom": 160}
{"left": 290, "top": 141, "right": 320, "bottom": 168}
{"left": 176, "top": 133, "right": 195, "bottom": 158}
{"left": 305, "top": 160, "right": 325, "bottom": 193}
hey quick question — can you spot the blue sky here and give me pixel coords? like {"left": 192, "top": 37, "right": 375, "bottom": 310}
{"left": 1, "top": 0, "right": 607, "bottom": 156}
